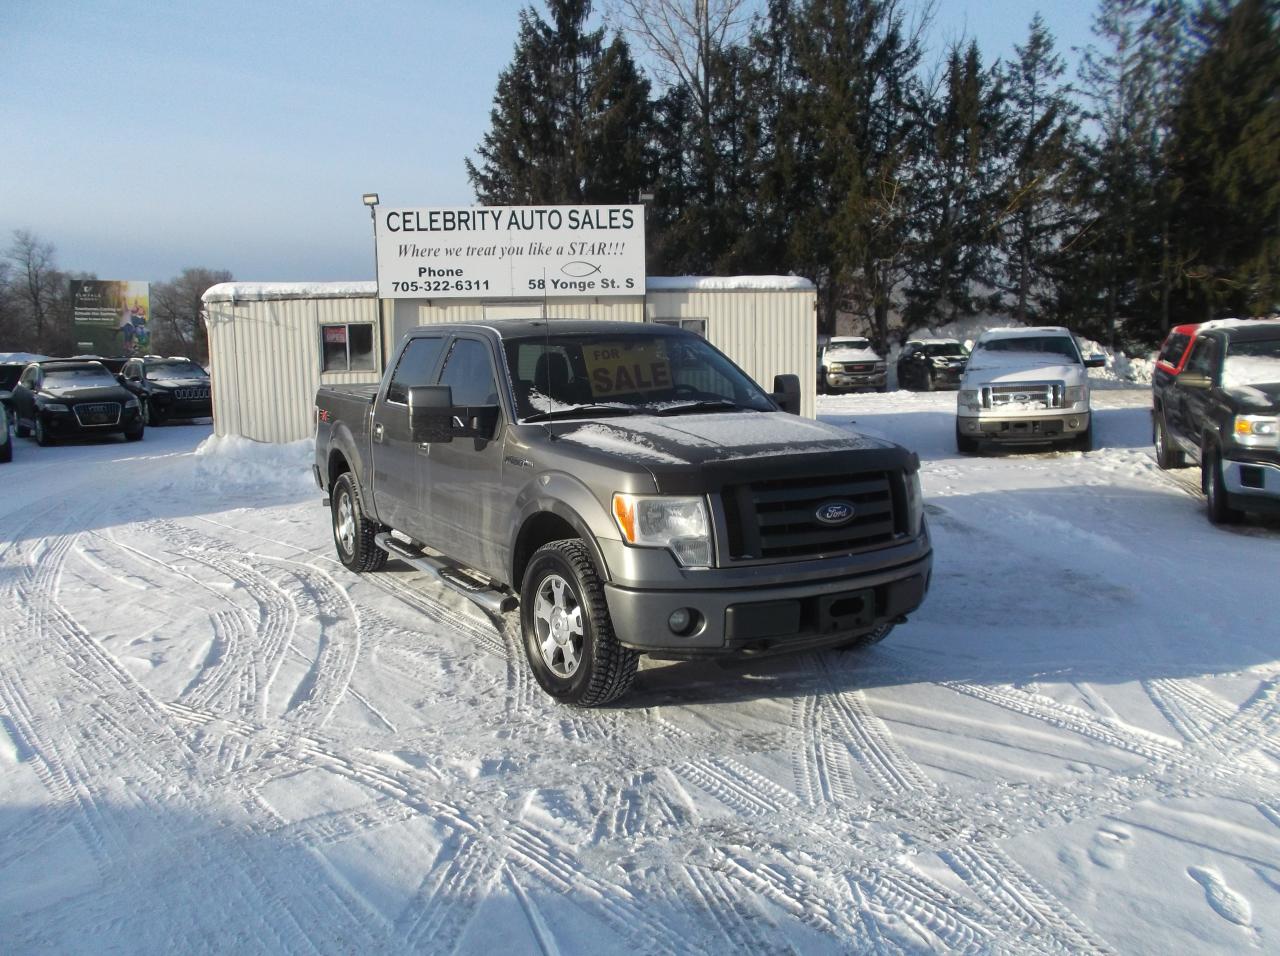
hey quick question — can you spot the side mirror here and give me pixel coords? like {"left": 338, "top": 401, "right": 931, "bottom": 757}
{"left": 1177, "top": 372, "right": 1212, "bottom": 390}
{"left": 772, "top": 373, "right": 802, "bottom": 415}
{"left": 1084, "top": 354, "right": 1107, "bottom": 369}
{"left": 408, "top": 385, "right": 454, "bottom": 443}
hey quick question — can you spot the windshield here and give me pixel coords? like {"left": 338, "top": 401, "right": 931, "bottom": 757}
{"left": 920, "top": 343, "right": 967, "bottom": 357}
{"left": 503, "top": 332, "right": 776, "bottom": 420}
{"left": 828, "top": 338, "right": 871, "bottom": 351}
{"left": 147, "top": 361, "right": 208, "bottom": 380}
{"left": 43, "top": 366, "right": 118, "bottom": 388}
{"left": 1222, "top": 338, "right": 1280, "bottom": 388}
{"left": 974, "top": 335, "right": 1081, "bottom": 362}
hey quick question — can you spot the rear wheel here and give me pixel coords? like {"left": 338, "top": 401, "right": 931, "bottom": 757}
{"left": 331, "top": 472, "right": 388, "bottom": 571}
{"left": 1154, "top": 414, "right": 1185, "bottom": 469}
{"left": 1204, "top": 449, "right": 1242, "bottom": 525}
{"left": 520, "top": 539, "right": 638, "bottom": 707}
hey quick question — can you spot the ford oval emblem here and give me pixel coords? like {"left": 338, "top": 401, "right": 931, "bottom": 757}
{"left": 815, "top": 500, "right": 856, "bottom": 526}
{"left": 1012, "top": 392, "right": 1030, "bottom": 402}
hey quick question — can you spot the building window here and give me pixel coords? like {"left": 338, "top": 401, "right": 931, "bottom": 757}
{"left": 321, "top": 323, "right": 375, "bottom": 372}
{"left": 652, "top": 318, "right": 707, "bottom": 337}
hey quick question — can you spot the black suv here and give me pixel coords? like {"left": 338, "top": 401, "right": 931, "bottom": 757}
{"left": 120, "top": 356, "right": 212, "bottom": 425}
{"left": 10, "top": 360, "right": 144, "bottom": 445}
{"left": 1152, "top": 320, "right": 1280, "bottom": 523}
{"left": 897, "top": 339, "right": 969, "bottom": 391}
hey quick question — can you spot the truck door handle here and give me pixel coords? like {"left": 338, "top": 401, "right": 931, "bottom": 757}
{"left": 372, "top": 422, "right": 385, "bottom": 443}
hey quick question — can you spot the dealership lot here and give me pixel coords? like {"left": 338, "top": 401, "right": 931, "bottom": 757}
{"left": 1, "top": 387, "right": 1277, "bottom": 954}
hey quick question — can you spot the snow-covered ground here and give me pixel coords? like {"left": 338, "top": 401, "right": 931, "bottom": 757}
{"left": 2, "top": 389, "right": 1278, "bottom": 954}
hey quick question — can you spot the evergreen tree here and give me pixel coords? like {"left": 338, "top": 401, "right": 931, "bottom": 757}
{"left": 1166, "top": 0, "right": 1280, "bottom": 321}
{"left": 995, "top": 16, "right": 1081, "bottom": 324}
{"left": 467, "top": 0, "right": 654, "bottom": 205}
{"left": 904, "top": 41, "right": 1007, "bottom": 333}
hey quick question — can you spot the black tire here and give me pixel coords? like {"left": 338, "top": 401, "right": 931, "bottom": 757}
{"left": 520, "top": 539, "right": 638, "bottom": 707}
{"left": 331, "top": 472, "right": 388, "bottom": 572}
{"left": 1203, "top": 449, "right": 1243, "bottom": 525}
{"left": 124, "top": 423, "right": 144, "bottom": 442}
{"left": 956, "top": 425, "right": 979, "bottom": 454}
{"left": 34, "top": 417, "right": 55, "bottom": 447}
{"left": 0, "top": 439, "right": 11, "bottom": 463}
{"left": 836, "top": 622, "right": 895, "bottom": 651}
{"left": 1153, "top": 414, "right": 1185, "bottom": 469}
{"left": 15, "top": 421, "right": 31, "bottom": 438}
{"left": 876, "top": 384, "right": 888, "bottom": 393}
{"left": 1074, "top": 421, "right": 1094, "bottom": 453}
{"left": 144, "top": 399, "right": 165, "bottom": 427}
{"left": 923, "top": 368, "right": 935, "bottom": 392}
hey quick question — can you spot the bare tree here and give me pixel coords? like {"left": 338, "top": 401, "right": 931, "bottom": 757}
{"left": 151, "top": 267, "right": 232, "bottom": 361}
{"left": 609, "top": 0, "right": 756, "bottom": 99}
{"left": 5, "top": 229, "right": 61, "bottom": 352}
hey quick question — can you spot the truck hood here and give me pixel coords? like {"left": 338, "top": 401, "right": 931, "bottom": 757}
{"left": 41, "top": 384, "right": 133, "bottom": 403}
{"left": 1223, "top": 382, "right": 1280, "bottom": 412}
{"left": 554, "top": 411, "right": 895, "bottom": 469}
{"left": 961, "top": 359, "right": 1086, "bottom": 388}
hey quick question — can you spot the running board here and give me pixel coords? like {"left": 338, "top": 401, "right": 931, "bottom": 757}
{"left": 374, "top": 533, "right": 518, "bottom": 615}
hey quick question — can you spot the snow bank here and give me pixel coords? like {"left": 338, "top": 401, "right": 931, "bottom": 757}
{"left": 0, "top": 352, "right": 48, "bottom": 363}
{"left": 646, "top": 275, "right": 814, "bottom": 292}
{"left": 192, "top": 434, "right": 316, "bottom": 498}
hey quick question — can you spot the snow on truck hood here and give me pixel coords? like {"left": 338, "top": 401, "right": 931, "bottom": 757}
{"left": 962, "top": 356, "right": 1087, "bottom": 386}
{"left": 824, "top": 347, "right": 882, "bottom": 363}
{"left": 554, "top": 411, "right": 893, "bottom": 466}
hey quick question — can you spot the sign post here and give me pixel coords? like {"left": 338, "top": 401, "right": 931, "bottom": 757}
{"left": 373, "top": 205, "right": 645, "bottom": 299}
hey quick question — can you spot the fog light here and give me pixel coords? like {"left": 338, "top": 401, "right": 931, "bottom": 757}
{"left": 965, "top": 420, "right": 979, "bottom": 432}
{"left": 1068, "top": 418, "right": 1079, "bottom": 428}
{"left": 668, "top": 608, "right": 691, "bottom": 633}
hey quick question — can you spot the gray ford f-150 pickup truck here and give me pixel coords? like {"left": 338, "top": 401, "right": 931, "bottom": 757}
{"left": 314, "top": 320, "right": 932, "bottom": 705}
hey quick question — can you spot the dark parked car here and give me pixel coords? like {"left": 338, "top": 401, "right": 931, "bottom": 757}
{"left": 120, "top": 356, "right": 212, "bottom": 425}
{"left": 0, "top": 361, "right": 26, "bottom": 414}
{"left": 1152, "top": 320, "right": 1280, "bottom": 523}
{"left": 897, "top": 339, "right": 969, "bottom": 391}
{"left": 10, "top": 360, "right": 144, "bottom": 446}
{"left": 0, "top": 400, "right": 12, "bottom": 463}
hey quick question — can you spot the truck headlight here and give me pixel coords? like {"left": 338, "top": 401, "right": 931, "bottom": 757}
{"left": 612, "top": 493, "right": 712, "bottom": 568}
{"left": 905, "top": 470, "right": 924, "bottom": 536}
{"left": 1064, "top": 385, "right": 1087, "bottom": 405}
{"left": 124, "top": 398, "right": 140, "bottom": 409}
{"left": 1233, "top": 415, "right": 1279, "bottom": 446}
{"left": 40, "top": 402, "right": 69, "bottom": 412}
{"left": 957, "top": 389, "right": 980, "bottom": 411}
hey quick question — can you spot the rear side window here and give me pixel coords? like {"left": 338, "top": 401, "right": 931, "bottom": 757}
{"left": 1159, "top": 333, "right": 1190, "bottom": 368}
{"left": 386, "top": 337, "right": 446, "bottom": 404}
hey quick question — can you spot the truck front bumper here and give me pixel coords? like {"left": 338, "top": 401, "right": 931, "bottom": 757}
{"left": 826, "top": 371, "right": 886, "bottom": 390}
{"left": 1223, "top": 458, "right": 1280, "bottom": 514}
{"left": 603, "top": 550, "right": 932, "bottom": 657}
{"left": 957, "top": 410, "right": 1089, "bottom": 444}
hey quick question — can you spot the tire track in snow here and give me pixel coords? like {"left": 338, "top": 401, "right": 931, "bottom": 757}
{"left": 395, "top": 833, "right": 499, "bottom": 951}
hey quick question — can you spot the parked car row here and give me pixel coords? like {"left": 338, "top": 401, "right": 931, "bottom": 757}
{"left": 2, "top": 354, "right": 211, "bottom": 449}
{"left": 818, "top": 336, "right": 973, "bottom": 394}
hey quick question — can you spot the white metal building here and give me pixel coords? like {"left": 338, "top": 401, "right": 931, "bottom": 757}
{"left": 202, "top": 277, "right": 816, "bottom": 443}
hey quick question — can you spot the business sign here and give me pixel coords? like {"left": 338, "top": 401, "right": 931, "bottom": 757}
{"left": 374, "top": 204, "right": 645, "bottom": 299}
{"left": 71, "top": 279, "right": 151, "bottom": 355}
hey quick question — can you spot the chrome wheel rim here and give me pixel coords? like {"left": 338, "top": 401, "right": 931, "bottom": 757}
{"left": 533, "top": 573, "right": 583, "bottom": 678}
{"left": 335, "top": 490, "right": 356, "bottom": 555}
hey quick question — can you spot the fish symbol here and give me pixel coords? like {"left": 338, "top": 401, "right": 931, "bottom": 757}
{"left": 561, "top": 261, "right": 602, "bottom": 278}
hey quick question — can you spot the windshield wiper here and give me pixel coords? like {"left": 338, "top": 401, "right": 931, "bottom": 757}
{"left": 654, "top": 400, "right": 744, "bottom": 416}
{"left": 523, "top": 404, "right": 637, "bottom": 423}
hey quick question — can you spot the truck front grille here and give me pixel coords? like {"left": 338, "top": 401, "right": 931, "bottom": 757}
{"left": 73, "top": 402, "right": 122, "bottom": 426}
{"left": 722, "top": 472, "right": 900, "bottom": 561}
{"left": 982, "top": 383, "right": 1062, "bottom": 409}
{"left": 175, "top": 386, "right": 210, "bottom": 400}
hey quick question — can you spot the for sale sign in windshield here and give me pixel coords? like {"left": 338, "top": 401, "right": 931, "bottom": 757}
{"left": 373, "top": 205, "right": 646, "bottom": 299}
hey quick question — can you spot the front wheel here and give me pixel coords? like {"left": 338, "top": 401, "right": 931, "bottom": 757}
{"left": 34, "top": 418, "right": 55, "bottom": 447}
{"left": 1073, "top": 421, "right": 1094, "bottom": 452}
{"left": 144, "top": 399, "right": 164, "bottom": 427}
{"left": 1204, "top": 450, "right": 1242, "bottom": 525}
{"left": 15, "top": 421, "right": 31, "bottom": 438}
{"left": 331, "top": 472, "right": 388, "bottom": 571}
{"left": 956, "top": 425, "right": 979, "bottom": 454}
{"left": 124, "top": 423, "right": 144, "bottom": 442}
{"left": 923, "top": 369, "right": 935, "bottom": 392}
{"left": 835, "top": 622, "right": 894, "bottom": 651}
{"left": 520, "top": 539, "right": 638, "bottom": 707}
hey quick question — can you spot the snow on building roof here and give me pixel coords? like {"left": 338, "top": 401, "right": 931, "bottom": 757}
{"left": 202, "top": 281, "right": 377, "bottom": 303}
{"left": 645, "top": 276, "right": 815, "bottom": 292}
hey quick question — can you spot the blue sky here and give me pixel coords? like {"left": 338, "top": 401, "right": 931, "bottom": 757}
{"left": 0, "top": 1, "right": 1098, "bottom": 282}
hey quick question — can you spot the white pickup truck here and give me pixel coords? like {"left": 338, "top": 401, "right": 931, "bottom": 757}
{"left": 956, "top": 327, "right": 1105, "bottom": 453}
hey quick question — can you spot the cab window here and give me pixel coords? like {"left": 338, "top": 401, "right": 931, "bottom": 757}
{"left": 386, "top": 337, "right": 446, "bottom": 405}
{"left": 439, "top": 338, "right": 500, "bottom": 407}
